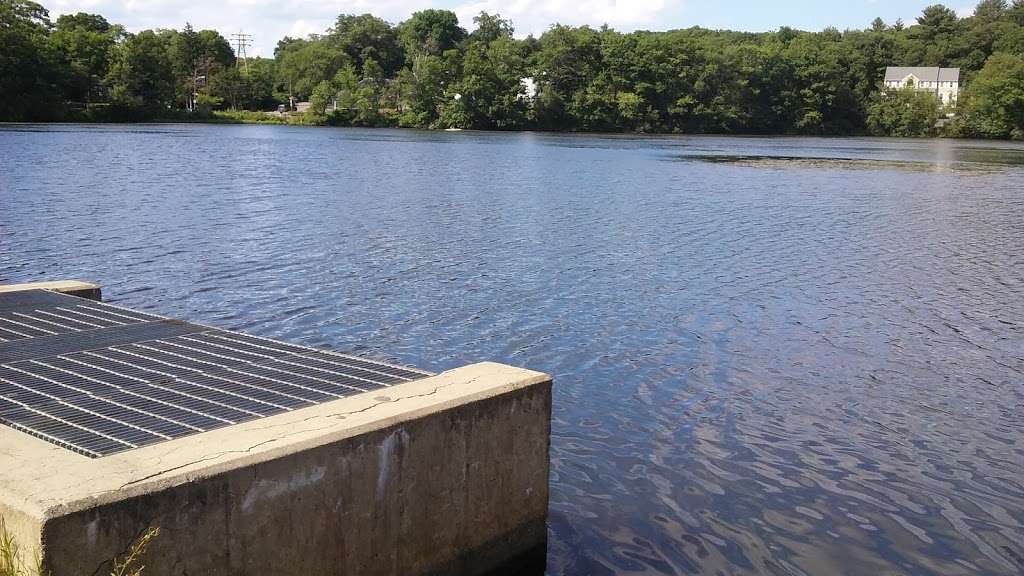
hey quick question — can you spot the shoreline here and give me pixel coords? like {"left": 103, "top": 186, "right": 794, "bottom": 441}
{"left": 4, "top": 118, "right": 1023, "bottom": 142}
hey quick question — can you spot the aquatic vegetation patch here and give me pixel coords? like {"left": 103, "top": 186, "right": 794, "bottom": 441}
{"left": 676, "top": 154, "right": 1000, "bottom": 173}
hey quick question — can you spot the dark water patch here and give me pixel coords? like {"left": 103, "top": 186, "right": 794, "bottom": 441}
{"left": 0, "top": 123, "right": 203, "bottom": 136}
{"left": 675, "top": 153, "right": 1008, "bottom": 172}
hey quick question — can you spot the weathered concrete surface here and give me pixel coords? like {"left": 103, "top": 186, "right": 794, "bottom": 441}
{"left": 0, "top": 362, "right": 552, "bottom": 576}
{"left": 0, "top": 280, "right": 102, "bottom": 301}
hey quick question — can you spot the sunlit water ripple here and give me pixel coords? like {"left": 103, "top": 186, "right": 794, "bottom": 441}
{"left": 1, "top": 125, "right": 1022, "bottom": 575}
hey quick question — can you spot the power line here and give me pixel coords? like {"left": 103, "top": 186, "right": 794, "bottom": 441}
{"left": 230, "top": 32, "right": 253, "bottom": 74}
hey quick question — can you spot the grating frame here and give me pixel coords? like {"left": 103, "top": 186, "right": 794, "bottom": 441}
{"left": 0, "top": 290, "right": 431, "bottom": 457}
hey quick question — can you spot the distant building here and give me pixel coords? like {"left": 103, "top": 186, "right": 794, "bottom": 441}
{"left": 519, "top": 77, "right": 537, "bottom": 101}
{"left": 883, "top": 67, "right": 960, "bottom": 105}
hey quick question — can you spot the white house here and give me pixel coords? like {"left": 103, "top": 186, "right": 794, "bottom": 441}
{"left": 519, "top": 77, "right": 537, "bottom": 101}
{"left": 883, "top": 67, "right": 960, "bottom": 105}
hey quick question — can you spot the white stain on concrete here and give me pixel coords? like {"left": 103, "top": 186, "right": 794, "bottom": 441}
{"left": 85, "top": 517, "right": 99, "bottom": 547}
{"left": 376, "top": 429, "right": 408, "bottom": 502}
{"left": 241, "top": 465, "right": 327, "bottom": 513}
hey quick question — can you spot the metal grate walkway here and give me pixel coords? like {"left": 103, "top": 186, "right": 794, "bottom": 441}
{"left": 0, "top": 290, "right": 430, "bottom": 458}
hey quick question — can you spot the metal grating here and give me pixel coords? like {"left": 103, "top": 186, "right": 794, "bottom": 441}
{"left": 0, "top": 290, "right": 431, "bottom": 458}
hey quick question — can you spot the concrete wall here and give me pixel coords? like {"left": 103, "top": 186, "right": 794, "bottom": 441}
{"left": 1, "top": 363, "right": 551, "bottom": 576}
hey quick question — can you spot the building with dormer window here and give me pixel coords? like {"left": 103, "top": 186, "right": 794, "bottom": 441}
{"left": 883, "top": 67, "right": 960, "bottom": 105}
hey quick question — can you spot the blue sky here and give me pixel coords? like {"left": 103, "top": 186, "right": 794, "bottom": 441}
{"left": 45, "top": 0, "right": 977, "bottom": 56}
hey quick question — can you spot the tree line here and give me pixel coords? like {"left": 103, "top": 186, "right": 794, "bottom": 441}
{"left": 2, "top": 0, "right": 1024, "bottom": 138}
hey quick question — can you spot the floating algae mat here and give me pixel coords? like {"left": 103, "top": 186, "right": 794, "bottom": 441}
{"left": 677, "top": 153, "right": 1006, "bottom": 173}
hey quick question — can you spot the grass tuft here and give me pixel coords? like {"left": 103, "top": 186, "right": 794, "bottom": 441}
{"left": 1, "top": 516, "right": 158, "bottom": 576}
{"left": 110, "top": 526, "right": 160, "bottom": 576}
{"left": 0, "top": 516, "right": 40, "bottom": 576}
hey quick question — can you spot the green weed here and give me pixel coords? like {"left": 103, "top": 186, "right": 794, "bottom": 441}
{"left": 0, "top": 516, "right": 158, "bottom": 576}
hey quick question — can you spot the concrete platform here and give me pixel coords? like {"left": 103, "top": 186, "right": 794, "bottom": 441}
{"left": 0, "top": 284, "right": 552, "bottom": 575}
{"left": 0, "top": 280, "right": 101, "bottom": 301}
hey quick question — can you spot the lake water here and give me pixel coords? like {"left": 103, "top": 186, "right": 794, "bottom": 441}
{"left": 1, "top": 125, "right": 1022, "bottom": 575}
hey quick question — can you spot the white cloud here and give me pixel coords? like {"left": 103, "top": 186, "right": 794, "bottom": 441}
{"left": 455, "top": 0, "right": 681, "bottom": 37}
{"left": 47, "top": 0, "right": 434, "bottom": 56}
{"left": 46, "top": 0, "right": 685, "bottom": 55}
{"left": 286, "top": 19, "right": 321, "bottom": 40}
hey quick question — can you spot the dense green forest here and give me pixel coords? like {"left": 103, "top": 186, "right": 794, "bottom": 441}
{"left": 2, "top": 0, "right": 1024, "bottom": 138}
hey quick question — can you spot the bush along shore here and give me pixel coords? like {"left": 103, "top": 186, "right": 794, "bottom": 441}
{"left": 3, "top": 0, "right": 1024, "bottom": 139}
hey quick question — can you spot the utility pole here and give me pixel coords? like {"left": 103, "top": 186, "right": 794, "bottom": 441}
{"left": 190, "top": 55, "right": 210, "bottom": 112}
{"left": 230, "top": 31, "right": 253, "bottom": 74}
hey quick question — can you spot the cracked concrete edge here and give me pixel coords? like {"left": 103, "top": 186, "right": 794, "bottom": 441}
{"left": 0, "top": 361, "right": 551, "bottom": 524}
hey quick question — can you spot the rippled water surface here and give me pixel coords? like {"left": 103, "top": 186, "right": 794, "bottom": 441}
{"left": 1, "top": 125, "right": 1022, "bottom": 575}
